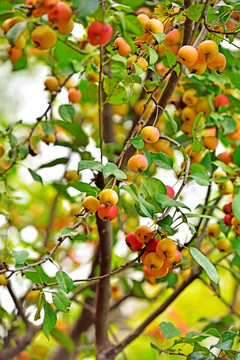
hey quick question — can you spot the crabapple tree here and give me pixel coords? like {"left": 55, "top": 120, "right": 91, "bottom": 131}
{"left": 0, "top": 0, "right": 240, "bottom": 360}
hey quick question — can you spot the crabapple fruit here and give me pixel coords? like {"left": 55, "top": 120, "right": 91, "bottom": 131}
{"left": 82, "top": 196, "right": 100, "bottom": 214}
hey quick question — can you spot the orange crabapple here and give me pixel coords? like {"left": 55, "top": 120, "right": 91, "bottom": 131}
{"left": 206, "top": 223, "right": 221, "bottom": 238}
{"left": 182, "top": 89, "right": 199, "bottom": 107}
{"left": 125, "top": 232, "right": 143, "bottom": 251}
{"left": 181, "top": 107, "right": 197, "bottom": 123}
{"left": 177, "top": 45, "right": 198, "bottom": 66}
{"left": 180, "top": 122, "right": 193, "bottom": 137}
{"left": 197, "top": 40, "right": 219, "bottom": 62}
{"left": 128, "top": 154, "right": 148, "bottom": 173}
{"left": 185, "top": 144, "right": 204, "bottom": 163}
{"left": 99, "top": 189, "right": 118, "bottom": 206}
{"left": 187, "top": 58, "right": 207, "bottom": 75}
{"left": 68, "top": 88, "right": 82, "bottom": 103}
{"left": 135, "top": 225, "right": 153, "bottom": 244}
{"left": 48, "top": 1, "right": 72, "bottom": 24}
{"left": 9, "top": 47, "right": 23, "bottom": 62}
{"left": 143, "top": 252, "right": 164, "bottom": 270}
{"left": 164, "top": 250, "right": 182, "bottom": 268}
{"left": 137, "top": 14, "right": 150, "bottom": 27}
{"left": 82, "top": 196, "right": 100, "bottom": 214}
{"left": 145, "top": 18, "right": 164, "bottom": 34}
{"left": 141, "top": 126, "right": 159, "bottom": 144}
{"left": 56, "top": 18, "right": 74, "bottom": 35}
{"left": 216, "top": 238, "right": 232, "bottom": 252}
{"left": 156, "top": 238, "right": 177, "bottom": 259}
{"left": 87, "top": 21, "right": 113, "bottom": 46}
{"left": 44, "top": 76, "right": 59, "bottom": 92}
{"left": 31, "top": 25, "right": 57, "bottom": 50}
{"left": 98, "top": 204, "right": 118, "bottom": 221}
{"left": 126, "top": 55, "right": 148, "bottom": 73}
{"left": 164, "top": 29, "right": 181, "bottom": 46}
{"left": 207, "top": 53, "right": 226, "bottom": 72}
{"left": 196, "top": 99, "right": 212, "bottom": 116}
{"left": 114, "top": 37, "right": 131, "bottom": 57}
{"left": 148, "top": 264, "right": 169, "bottom": 278}
{"left": 217, "top": 152, "right": 232, "bottom": 165}
{"left": 203, "top": 136, "right": 218, "bottom": 151}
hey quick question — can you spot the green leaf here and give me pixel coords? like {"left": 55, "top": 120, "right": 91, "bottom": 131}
{"left": 149, "top": 47, "right": 158, "bottom": 65}
{"left": 187, "top": 351, "right": 205, "bottom": 360}
{"left": 58, "top": 105, "right": 76, "bottom": 122}
{"left": 68, "top": 181, "right": 100, "bottom": 196}
{"left": 159, "top": 322, "right": 181, "bottom": 339}
{"left": 154, "top": 194, "right": 191, "bottom": 211}
{"left": 130, "top": 134, "right": 145, "bottom": 150}
{"left": 165, "top": 109, "right": 178, "bottom": 133}
{"left": 142, "top": 150, "right": 153, "bottom": 168}
{"left": 132, "top": 280, "right": 147, "bottom": 298}
{"left": 233, "top": 145, "right": 240, "bottom": 167}
{"left": 56, "top": 271, "right": 73, "bottom": 293}
{"left": 103, "top": 162, "right": 127, "bottom": 180}
{"left": 73, "top": 0, "right": 98, "bottom": 16}
{"left": 34, "top": 292, "right": 45, "bottom": 321}
{"left": 219, "top": 115, "right": 236, "bottom": 135}
{"left": 78, "top": 160, "right": 103, "bottom": 172}
{"left": 151, "top": 343, "right": 163, "bottom": 354}
{"left": 165, "top": 49, "right": 177, "bottom": 68}
{"left": 103, "top": 78, "right": 128, "bottom": 105}
{"left": 25, "top": 269, "right": 42, "bottom": 284}
{"left": 190, "top": 163, "right": 208, "bottom": 174}
{"left": 152, "top": 152, "right": 173, "bottom": 170}
{"left": 53, "top": 292, "right": 71, "bottom": 313}
{"left": 51, "top": 328, "right": 75, "bottom": 353}
{"left": 189, "top": 247, "right": 220, "bottom": 284}
{"left": 137, "top": 194, "right": 155, "bottom": 219}
{"left": 18, "top": 145, "right": 29, "bottom": 160}
{"left": 28, "top": 168, "right": 43, "bottom": 185}
{"left": 212, "top": 331, "right": 236, "bottom": 350}
{"left": 6, "top": 21, "right": 27, "bottom": 45}
{"left": 39, "top": 157, "right": 69, "bottom": 169}
{"left": 184, "top": 4, "right": 204, "bottom": 21}
{"left": 59, "top": 227, "right": 79, "bottom": 237}
{"left": 138, "top": 177, "right": 166, "bottom": 200}
{"left": 152, "top": 32, "right": 166, "bottom": 44}
{"left": 43, "top": 302, "right": 57, "bottom": 340}
{"left": 189, "top": 171, "right": 210, "bottom": 186}
{"left": 232, "top": 194, "right": 240, "bottom": 221}
{"left": 125, "top": 14, "right": 144, "bottom": 36}
{"left": 11, "top": 249, "right": 29, "bottom": 265}
{"left": 121, "top": 184, "right": 138, "bottom": 202}
{"left": 53, "top": 121, "right": 88, "bottom": 147}
{"left": 42, "top": 122, "right": 56, "bottom": 136}
{"left": 212, "top": 160, "right": 236, "bottom": 175}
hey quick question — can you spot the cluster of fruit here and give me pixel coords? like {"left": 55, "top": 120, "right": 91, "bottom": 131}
{"left": 177, "top": 40, "right": 226, "bottom": 75}
{"left": 44, "top": 75, "right": 82, "bottom": 104}
{"left": 27, "top": 0, "right": 73, "bottom": 35}
{"left": 82, "top": 189, "right": 118, "bottom": 222}
{"left": 125, "top": 226, "right": 182, "bottom": 279}
{"left": 128, "top": 126, "right": 161, "bottom": 173}
{"left": 206, "top": 223, "right": 232, "bottom": 252}
{"left": 1, "top": 0, "right": 74, "bottom": 63}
